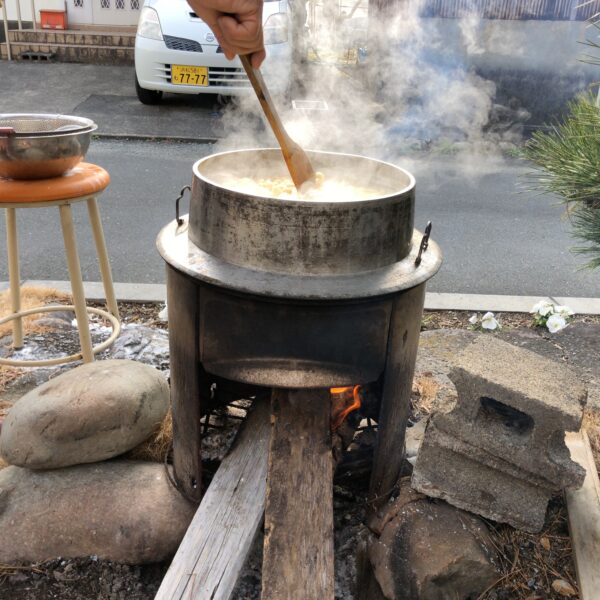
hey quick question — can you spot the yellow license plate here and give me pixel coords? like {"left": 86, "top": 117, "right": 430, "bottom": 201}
{"left": 171, "top": 65, "right": 208, "bottom": 86}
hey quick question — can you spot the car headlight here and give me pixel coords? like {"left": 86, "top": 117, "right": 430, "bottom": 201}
{"left": 264, "top": 13, "right": 288, "bottom": 45}
{"left": 137, "top": 7, "right": 163, "bottom": 41}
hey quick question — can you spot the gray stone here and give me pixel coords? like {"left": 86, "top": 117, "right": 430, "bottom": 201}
{"left": 366, "top": 484, "right": 499, "bottom": 600}
{"left": 107, "top": 325, "right": 170, "bottom": 372}
{"left": 0, "top": 359, "right": 169, "bottom": 469}
{"left": 0, "top": 461, "right": 195, "bottom": 564}
{"left": 500, "top": 324, "right": 600, "bottom": 412}
{"left": 412, "top": 329, "right": 477, "bottom": 417}
{"left": 413, "top": 336, "right": 587, "bottom": 532}
{"left": 417, "top": 329, "right": 478, "bottom": 368}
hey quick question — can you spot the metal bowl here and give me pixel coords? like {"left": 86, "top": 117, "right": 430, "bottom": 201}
{"left": 0, "top": 114, "right": 97, "bottom": 180}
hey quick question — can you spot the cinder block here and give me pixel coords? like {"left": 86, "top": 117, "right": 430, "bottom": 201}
{"left": 412, "top": 336, "right": 587, "bottom": 532}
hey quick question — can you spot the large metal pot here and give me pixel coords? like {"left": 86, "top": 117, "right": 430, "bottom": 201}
{"left": 189, "top": 149, "right": 415, "bottom": 276}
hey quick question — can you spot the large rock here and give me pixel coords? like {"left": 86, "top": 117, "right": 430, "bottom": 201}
{"left": 0, "top": 461, "right": 195, "bottom": 564}
{"left": 364, "top": 484, "right": 499, "bottom": 599}
{"left": 0, "top": 359, "right": 169, "bottom": 469}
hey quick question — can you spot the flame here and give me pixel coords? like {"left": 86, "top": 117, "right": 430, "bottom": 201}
{"left": 331, "top": 385, "right": 361, "bottom": 431}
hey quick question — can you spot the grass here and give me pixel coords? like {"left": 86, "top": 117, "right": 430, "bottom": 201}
{"left": 127, "top": 411, "right": 173, "bottom": 464}
{"left": 0, "top": 286, "right": 72, "bottom": 339}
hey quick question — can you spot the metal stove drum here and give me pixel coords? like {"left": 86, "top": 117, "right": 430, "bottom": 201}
{"left": 157, "top": 149, "right": 442, "bottom": 505}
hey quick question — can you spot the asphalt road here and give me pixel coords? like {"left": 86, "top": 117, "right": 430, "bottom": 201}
{"left": 0, "top": 138, "right": 597, "bottom": 297}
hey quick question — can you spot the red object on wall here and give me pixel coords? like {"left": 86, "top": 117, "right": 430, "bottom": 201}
{"left": 40, "top": 10, "right": 68, "bottom": 30}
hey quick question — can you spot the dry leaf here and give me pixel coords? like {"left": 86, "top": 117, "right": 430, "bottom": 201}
{"left": 540, "top": 536, "right": 551, "bottom": 551}
{"left": 552, "top": 579, "right": 577, "bottom": 596}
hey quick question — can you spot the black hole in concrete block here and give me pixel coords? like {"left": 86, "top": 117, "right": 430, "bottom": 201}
{"left": 479, "top": 396, "right": 534, "bottom": 435}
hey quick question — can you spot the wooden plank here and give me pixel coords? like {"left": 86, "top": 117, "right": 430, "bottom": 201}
{"left": 155, "top": 395, "right": 271, "bottom": 600}
{"left": 565, "top": 430, "right": 600, "bottom": 600}
{"left": 367, "top": 283, "right": 425, "bottom": 524}
{"left": 261, "top": 389, "right": 335, "bottom": 600}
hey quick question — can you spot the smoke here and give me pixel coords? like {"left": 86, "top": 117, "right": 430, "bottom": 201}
{"left": 212, "top": 0, "right": 530, "bottom": 165}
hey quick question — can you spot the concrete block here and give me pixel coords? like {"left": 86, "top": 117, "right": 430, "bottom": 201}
{"left": 412, "top": 336, "right": 587, "bottom": 532}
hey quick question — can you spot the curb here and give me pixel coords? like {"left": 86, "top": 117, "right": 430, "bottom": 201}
{"left": 2, "top": 281, "right": 599, "bottom": 315}
{"left": 93, "top": 133, "right": 219, "bottom": 144}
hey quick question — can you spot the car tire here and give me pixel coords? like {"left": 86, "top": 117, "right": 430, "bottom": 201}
{"left": 135, "top": 75, "right": 163, "bottom": 105}
{"left": 217, "top": 94, "right": 233, "bottom": 107}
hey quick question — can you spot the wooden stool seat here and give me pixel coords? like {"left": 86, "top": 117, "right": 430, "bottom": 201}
{"left": 0, "top": 163, "right": 110, "bottom": 204}
{"left": 0, "top": 162, "right": 120, "bottom": 366}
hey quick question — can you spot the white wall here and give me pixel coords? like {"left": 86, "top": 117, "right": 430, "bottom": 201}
{"left": 4, "top": 0, "right": 66, "bottom": 22}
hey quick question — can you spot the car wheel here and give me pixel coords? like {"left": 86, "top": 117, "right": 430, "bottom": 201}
{"left": 135, "top": 75, "right": 163, "bottom": 105}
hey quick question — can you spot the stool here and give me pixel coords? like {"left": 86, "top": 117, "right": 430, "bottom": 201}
{"left": 0, "top": 163, "right": 121, "bottom": 367}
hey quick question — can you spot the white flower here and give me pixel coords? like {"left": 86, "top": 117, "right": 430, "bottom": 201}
{"left": 547, "top": 314, "right": 567, "bottom": 333}
{"left": 481, "top": 312, "right": 500, "bottom": 330}
{"left": 468, "top": 314, "right": 479, "bottom": 325}
{"left": 530, "top": 300, "right": 554, "bottom": 317}
{"left": 554, "top": 305, "right": 575, "bottom": 318}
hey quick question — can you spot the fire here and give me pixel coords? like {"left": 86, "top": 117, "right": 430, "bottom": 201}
{"left": 330, "top": 385, "right": 362, "bottom": 431}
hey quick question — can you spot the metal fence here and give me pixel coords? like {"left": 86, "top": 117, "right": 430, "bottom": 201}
{"left": 418, "top": 0, "right": 600, "bottom": 21}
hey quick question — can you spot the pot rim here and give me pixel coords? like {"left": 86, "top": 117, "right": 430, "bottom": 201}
{"left": 192, "top": 148, "right": 416, "bottom": 206}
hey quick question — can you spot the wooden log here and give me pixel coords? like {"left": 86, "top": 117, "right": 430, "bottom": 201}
{"left": 565, "top": 430, "right": 600, "bottom": 600}
{"left": 261, "top": 389, "right": 335, "bottom": 600}
{"left": 167, "top": 266, "right": 206, "bottom": 502}
{"left": 155, "top": 395, "right": 271, "bottom": 600}
{"left": 367, "top": 283, "right": 425, "bottom": 524}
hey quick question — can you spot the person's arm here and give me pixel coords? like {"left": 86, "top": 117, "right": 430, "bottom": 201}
{"left": 187, "top": 0, "right": 266, "bottom": 68}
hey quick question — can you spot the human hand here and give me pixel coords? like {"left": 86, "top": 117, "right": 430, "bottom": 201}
{"left": 187, "top": 0, "right": 266, "bottom": 68}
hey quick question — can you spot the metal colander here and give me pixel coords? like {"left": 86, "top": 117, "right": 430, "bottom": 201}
{"left": 0, "top": 113, "right": 96, "bottom": 137}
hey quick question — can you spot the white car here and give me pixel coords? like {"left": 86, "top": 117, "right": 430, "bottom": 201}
{"left": 134, "top": 0, "right": 292, "bottom": 104}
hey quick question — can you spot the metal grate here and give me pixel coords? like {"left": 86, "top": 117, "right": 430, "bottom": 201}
{"left": 208, "top": 66, "right": 249, "bottom": 87}
{"left": 100, "top": 0, "right": 110, "bottom": 8}
{"left": 73, "top": 0, "right": 83, "bottom": 7}
{"left": 116, "top": 0, "right": 125, "bottom": 8}
{"left": 419, "top": 0, "right": 600, "bottom": 21}
{"left": 130, "top": 0, "right": 139, "bottom": 9}
{"left": 164, "top": 35, "right": 203, "bottom": 52}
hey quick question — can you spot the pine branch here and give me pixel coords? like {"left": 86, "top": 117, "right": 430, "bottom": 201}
{"left": 522, "top": 95, "right": 600, "bottom": 269}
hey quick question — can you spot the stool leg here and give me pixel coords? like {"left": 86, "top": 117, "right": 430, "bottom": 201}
{"left": 5, "top": 208, "right": 23, "bottom": 349}
{"left": 87, "top": 197, "right": 120, "bottom": 320}
{"left": 59, "top": 203, "right": 94, "bottom": 363}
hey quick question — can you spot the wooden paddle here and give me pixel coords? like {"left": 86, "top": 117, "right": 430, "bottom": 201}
{"left": 240, "top": 54, "right": 316, "bottom": 190}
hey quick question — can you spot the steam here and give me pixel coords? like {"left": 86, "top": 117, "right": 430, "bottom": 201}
{"left": 212, "top": 0, "right": 530, "bottom": 165}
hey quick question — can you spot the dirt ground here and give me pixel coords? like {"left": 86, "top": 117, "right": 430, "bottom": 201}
{"left": 0, "top": 298, "right": 596, "bottom": 599}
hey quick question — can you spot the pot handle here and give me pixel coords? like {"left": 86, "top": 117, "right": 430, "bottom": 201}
{"left": 175, "top": 185, "right": 191, "bottom": 226}
{"left": 414, "top": 221, "right": 432, "bottom": 267}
